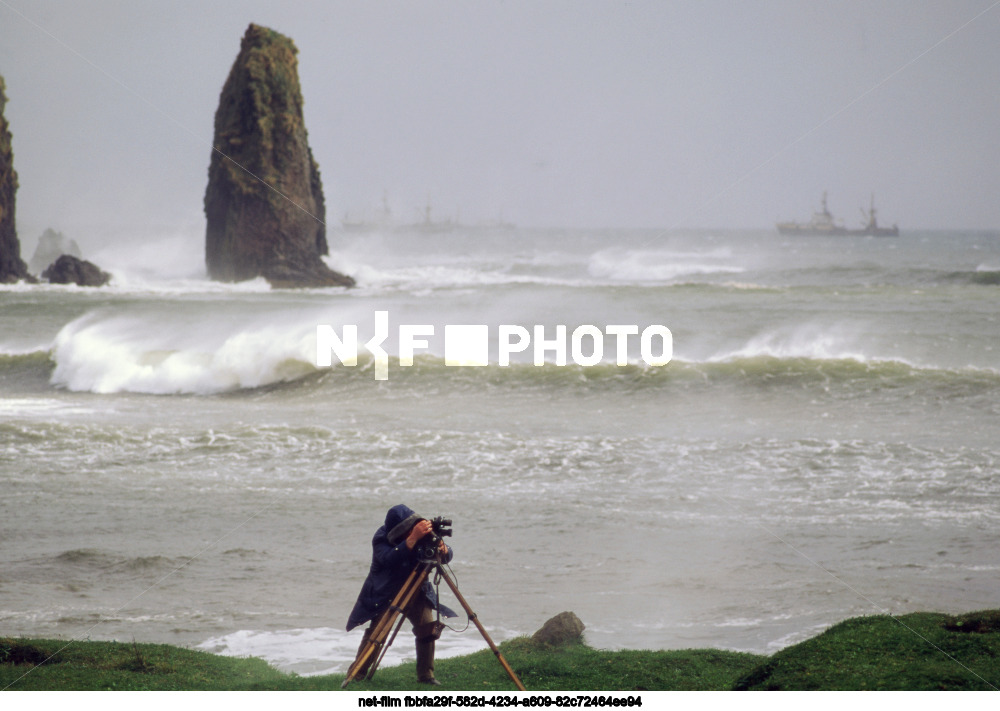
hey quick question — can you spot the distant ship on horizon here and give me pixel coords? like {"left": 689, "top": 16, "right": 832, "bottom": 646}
{"left": 777, "top": 192, "right": 899, "bottom": 237}
{"left": 340, "top": 193, "right": 514, "bottom": 234}
{"left": 341, "top": 190, "right": 395, "bottom": 232}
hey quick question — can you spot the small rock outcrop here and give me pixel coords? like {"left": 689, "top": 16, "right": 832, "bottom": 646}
{"left": 204, "top": 24, "right": 354, "bottom": 288}
{"left": 42, "top": 255, "right": 111, "bottom": 287}
{"left": 531, "top": 611, "right": 586, "bottom": 647}
{"left": 0, "top": 75, "right": 33, "bottom": 284}
{"left": 29, "top": 228, "right": 82, "bottom": 275}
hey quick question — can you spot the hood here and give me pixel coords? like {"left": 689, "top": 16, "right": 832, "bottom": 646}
{"left": 384, "top": 504, "right": 422, "bottom": 545}
{"left": 384, "top": 504, "right": 416, "bottom": 530}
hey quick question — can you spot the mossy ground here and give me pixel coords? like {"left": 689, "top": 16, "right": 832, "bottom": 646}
{"left": 733, "top": 610, "right": 1000, "bottom": 690}
{"left": 3, "top": 609, "right": 998, "bottom": 691}
{"left": 0, "top": 637, "right": 285, "bottom": 691}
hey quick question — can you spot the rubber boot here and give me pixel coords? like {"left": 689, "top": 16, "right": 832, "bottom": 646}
{"left": 416, "top": 638, "right": 440, "bottom": 685}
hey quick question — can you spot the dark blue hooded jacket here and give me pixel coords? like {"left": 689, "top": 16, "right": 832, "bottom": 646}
{"left": 346, "top": 504, "right": 456, "bottom": 631}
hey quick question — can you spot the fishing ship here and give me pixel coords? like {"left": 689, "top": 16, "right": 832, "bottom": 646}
{"left": 777, "top": 192, "right": 899, "bottom": 236}
{"left": 341, "top": 191, "right": 395, "bottom": 232}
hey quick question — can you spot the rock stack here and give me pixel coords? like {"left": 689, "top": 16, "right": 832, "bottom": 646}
{"left": 204, "top": 24, "right": 354, "bottom": 288}
{"left": 0, "top": 75, "right": 33, "bottom": 284}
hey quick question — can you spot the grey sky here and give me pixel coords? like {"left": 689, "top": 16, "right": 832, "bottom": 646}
{"left": 1, "top": 0, "right": 998, "bottom": 245}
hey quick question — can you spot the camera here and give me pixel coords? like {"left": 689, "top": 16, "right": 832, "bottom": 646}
{"left": 415, "top": 516, "right": 453, "bottom": 561}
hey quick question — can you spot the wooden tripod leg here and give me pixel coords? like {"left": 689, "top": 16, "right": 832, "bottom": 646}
{"left": 435, "top": 564, "right": 526, "bottom": 691}
{"left": 342, "top": 562, "right": 430, "bottom": 688}
{"left": 365, "top": 612, "right": 406, "bottom": 680}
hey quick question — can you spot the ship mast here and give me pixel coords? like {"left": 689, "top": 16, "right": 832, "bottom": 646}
{"left": 862, "top": 193, "right": 877, "bottom": 229}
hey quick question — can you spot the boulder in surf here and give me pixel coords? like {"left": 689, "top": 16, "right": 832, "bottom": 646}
{"left": 42, "top": 254, "right": 111, "bottom": 287}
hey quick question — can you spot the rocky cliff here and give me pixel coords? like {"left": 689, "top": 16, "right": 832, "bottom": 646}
{"left": 0, "top": 76, "right": 33, "bottom": 284}
{"left": 204, "top": 24, "right": 354, "bottom": 288}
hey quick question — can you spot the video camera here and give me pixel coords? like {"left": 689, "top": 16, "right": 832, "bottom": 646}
{"left": 415, "top": 516, "right": 452, "bottom": 561}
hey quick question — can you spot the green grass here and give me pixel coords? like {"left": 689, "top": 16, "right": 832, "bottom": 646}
{"left": 733, "top": 610, "right": 1000, "bottom": 690}
{"left": 279, "top": 642, "right": 765, "bottom": 692}
{"left": 0, "top": 637, "right": 286, "bottom": 691}
{"left": 3, "top": 609, "right": 999, "bottom": 691}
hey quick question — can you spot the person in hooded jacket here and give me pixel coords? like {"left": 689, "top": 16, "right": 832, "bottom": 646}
{"left": 346, "top": 504, "right": 456, "bottom": 685}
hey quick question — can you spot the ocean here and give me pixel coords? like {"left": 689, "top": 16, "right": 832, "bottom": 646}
{"left": 2, "top": 226, "right": 999, "bottom": 676}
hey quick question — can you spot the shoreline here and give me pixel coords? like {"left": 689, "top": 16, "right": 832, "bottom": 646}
{"left": 3, "top": 609, "right": 998, "bottom": 691}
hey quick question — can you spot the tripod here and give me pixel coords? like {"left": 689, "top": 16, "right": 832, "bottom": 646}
{"left": 342, "top": 553, "right": 525, "bottom": 690}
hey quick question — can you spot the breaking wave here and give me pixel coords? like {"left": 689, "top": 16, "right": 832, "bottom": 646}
{"left": 48, "top": 312, "right": 319, "bottom": 395}
{"left": 33, "top": 325, "right": 1000, "bottom": 399}
{"left": 587, "top": 247, "right": 744, "bottom": 282}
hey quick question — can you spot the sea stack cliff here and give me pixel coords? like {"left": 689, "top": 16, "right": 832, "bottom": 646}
{"left": 0, "top": 76, "right": 32, "bottom": 284}
{"left": 204, "top": 24, "right": 354, "bottom": 288}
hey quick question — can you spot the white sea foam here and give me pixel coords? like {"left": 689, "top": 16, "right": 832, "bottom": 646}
{"left": 765, "top": 622, "right": 833, "bottom": 653}
{"left": 197, "top": 625, "right": 502, "bottom": 676}
{"left": 709, "top": 323, "right": 875, "bottom": 363}
{"left": 587, "top": 247, "right": 744, "bottom": 282}
{"left": 0, "top": 274, "right": 278, "bottom": 296}
{"left": 331, "top": 243, "right": 751, "bottom": 291}
{"left": 0, "top": 397, "right": 96, "bottom": 417}
{"left": 337, "top": 260, "right": 591, "bottom": 292}
{"left": 106, "top": 274, "right": 274, "bottom": 295}
{"left": 89, "top": 233, "right": 207, "bottom": 282}
{"left": 0, "top": 344, "right": 50, "bottom": 356}
{"left": 49, "top": 312, "right": 320, "bottom": 394}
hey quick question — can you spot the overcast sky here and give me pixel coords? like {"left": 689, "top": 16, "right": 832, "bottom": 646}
{"left": 1, "top": 0, "right": 998, "bottom": 245}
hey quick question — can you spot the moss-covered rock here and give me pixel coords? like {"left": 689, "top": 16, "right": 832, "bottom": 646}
{"left": 204, "top": 24, "right": 354, "bottom": 288}
{"left": 733, "top": 611, "right": 1000, "bottom": 690}
{"left": 0, "top": 75, "right": 34, "bottom": 284}
{"left": 531, "top": 611, "right": 586, "bottom": 647}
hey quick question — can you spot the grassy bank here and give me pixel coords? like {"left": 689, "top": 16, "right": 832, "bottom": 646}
{"left": 3, "top": 610, "right": 998, "bottom": 691}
